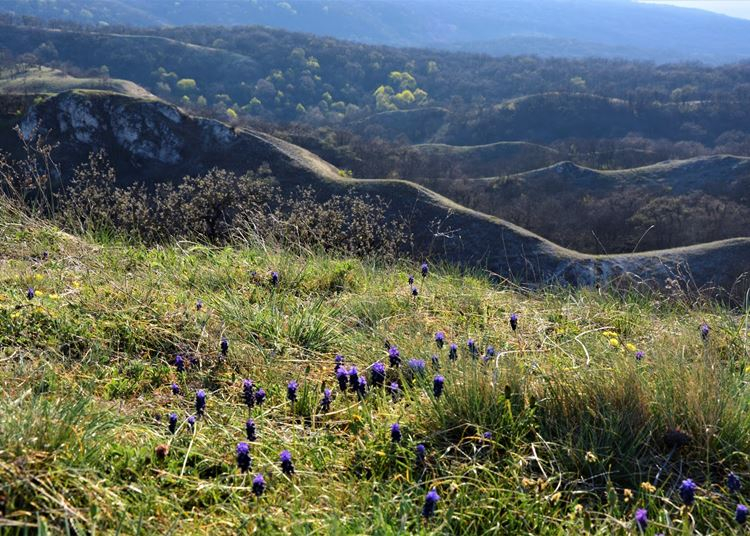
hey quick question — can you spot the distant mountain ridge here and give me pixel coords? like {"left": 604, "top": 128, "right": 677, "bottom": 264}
{"left": 3, "top": 0, "right": 750, "bottom": 63}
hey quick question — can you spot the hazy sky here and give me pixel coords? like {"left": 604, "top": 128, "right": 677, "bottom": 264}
{"left": 639, "top": 1, "right": 750, "bottom": 20}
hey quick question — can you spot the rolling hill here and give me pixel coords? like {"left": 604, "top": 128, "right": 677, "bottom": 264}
{"left": 4, "top": 89, "right": 748, "bottom": 296}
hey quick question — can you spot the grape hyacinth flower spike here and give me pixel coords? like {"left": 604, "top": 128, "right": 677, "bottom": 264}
{"left": 271, "top": 271, "right": 279, "bottom": 286}
{"left": 236, "top": 442, "right": 251, "bottom": 473}
{"left": 242, "top": 379, "right": 255, "bottom": 408}
{"left": 280, "top": 450, "right": 295, "bottom": 476}
{"left": 195, "top": 299, "right": 203, "bottom": 311}
{"left": 252, "top": 474, "right": 266, "bottom": 496}
{"left": 245, "top": 418, "right": 257, "bottom": 441}
{"left": 421, "top": 262, "right": 428, "bottom": 278}
{"left": 435, "top": 331, "right": 445, "bottom": 349}
{"left": 221, "top": 337, "right": 229, "bottom": 356}
{"left": 510, "top": 313, "right": 518, "bottom": 331}
{"left": 334, "top": 354, "right": 344, "bottom": 373}
{"left": 348, "top": 366, "right": 359, "bottom": 390}
{"left": 635, "top": 350, "right": 645, "bottom": 361}
{"left": 336, "top": 367, "right": 348, "bottom": 391}
{"left": 449, "top": 343, "right": 457, "bottom": 361}
{"left": 411, "top": 286, "right": 419, "bottom": 297}
{"left": 390, "top": 423, "right": 402, "bottom": 443}
{"left": 27, "top": 287, "right": 35, "bottom": 300}
{"left": 408, "top": 274, "right": 414, "bottom": 286}
{"left": 408, "top": 359, "right": 426, "bottom": 375}
{"left": 433, "top": 375, "right": 445, "bottom": 398}
{"left": 635, "top": 508, "right": 648, "bottom": 531}
{"left": 736, "top": 504, "right": 748, "bottom": 524}
{"left": 700, "top": 323, "right": 710, "bottom": 340}
{"left": 416, "top": 443, "right": 426, "bottom": 464}
{"left": 321, "top": 388, "right": 332, "bottom": 412}
{"left": 175, "top": 354, "right": 185, "bottom": 372}
{"left": 195, "top": 389, "right": 206, "bottom": 416}
{"left": 422, "top": 488, "right": 440, "bottom": 519}
{"left": 168, "top": 412, "right": 178, "bottom": 434}
{"left": 357, "top": 376, "right": 368, "bottom": 398}
{"left": 255, "top": 388, "right": 266, "bottom": 405}
{"left": 371, "top": 361, "right": 386, "bottom": 387}
{"left": 389, "top": 346, "right": 401, "bottom": 367}
{"left": 287, "top": 380, "right": 298, "bottom": 403}
{"left": 171, "top": 382, "right": 180, "bottom": 395}
{"left": 187, "top": 415, "right": 196, "bottom": 429}
{"left": 679, "top": 479, "right": 697, "bottom": 506}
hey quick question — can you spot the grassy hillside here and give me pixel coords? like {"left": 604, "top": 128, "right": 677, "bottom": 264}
{"left": 419, "top": 155, "right": 750, "bottom": 253}
{"left": 0, "top": 66, "right": 154, "bottom": 98}
{"left": 1, "top": 199, "right": 749, "bottom": 534}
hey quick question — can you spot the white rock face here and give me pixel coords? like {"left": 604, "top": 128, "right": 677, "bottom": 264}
{"left": 56, "top": 94, "right": 100, "bottom": 143}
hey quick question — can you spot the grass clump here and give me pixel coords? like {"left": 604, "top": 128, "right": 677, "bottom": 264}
{"left": 0, "top": 204, "right": 749, "bottom": 534}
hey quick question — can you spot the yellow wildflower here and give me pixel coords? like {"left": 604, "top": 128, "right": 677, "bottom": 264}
{"left": 625, "top": 342, "right": 637, "bottom": 352}
{"left": 609, "top": 338, "right": 620, "bottom": 348}
{"left": 640, "top": 482, "right": 656, "bottom": 493}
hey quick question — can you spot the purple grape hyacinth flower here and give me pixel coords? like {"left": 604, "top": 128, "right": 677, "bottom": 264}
{"left": 280, "top": 450, "right": 295, "bottom": 476}
{"left": 357, "top": 376, "right": 368, "bottom": 398}
{"left": 27, "top": 287, "right": 35, "bottom": 300}
{"left": 467, "top": 338, "right": 477, "bottom": 356}
{"left": 334, "top": 354, "right": 344, "bottom": 373}
{"left": 411, "top": 286, "right": 419, "bottom": 297}
{"left": 221, "top": 337, "right": 229, "bottom": 356}
{"left": 245, "top": 418, "right": 256, "bottom": 441}
{"left": 422, "top": 488, "right": 440, "bottom": 519}
{"left": 271, "top": 271, "right": 279, "bottom": 286}
{"left": 449, "top": 343, "right": 458, "bottom": 361}
{"left": 635, "top": 350, "right": 645, "bottom": 361}
{"left": 242, "top": 379, "right": 255, "bottom": 408}
{"left": 486, "top": 346, "right": 495, "bottom": 357}
{"left": 287, "top": 380, "right": 298, "bottom": 403}
{"left": 729, "top": 472, "right": 742, "bottom": 493}
{"left": 408, "top": 359, "right": 426, "bottom": 375}
{"left": 391, "top": 423, "right": 402, "bottom": 442}
{"left": 635, "top": 508, "right": 648, "bottom": 531}
{"left": 174, "top": 354, "right": 185, "bottom": 372}
{"left": 483, "top": 431, "right": 492, "bottom": 440}
{"left": 187, "top": 415, "right": 196, "bottom": 429}
{"left": 700, "top": 323, "right": 710, "bottom": 340}
{"left": 196, "top": 299, "right": 203, "bottom": 311}
{"left": 195, "top": 389, "right": 206, "bottom": 416}
{"left": 255, "top": 388, "right": 266, "bottom": 405}
{"left": 408, "top": 274, "right": 414, "bottom": 286}
{"left": 348, "top": 366, "right": 359, "bottom": 390}
{"left": 421, "top": 262, "right": 428, "bottom": 278}
{"left": 168, "top": 413, "right": 178, "bottom": 434}
{"left": 431, "top": 354, "right": 439, "bottom": 368}
{"left": 321, "top": 388, "right": 332, "bottom": 412}
{"left": 371, "top": 361, "right": 386, "bottom": 387}
{"left": 171, "top": 382, "right": 180, "bottom": 395}
{"left": 433, "top": 375, "right": 445, "bottom": 398}
{"left": 416, "top": 443, "right": 426, "bottom": 464}
{"left": 236, "top": 442, "right": 251, "bottom": 473}
{"left": 679, "top": 478, "right": 697, "bottom": 506}
{"left": 510, "top": 313, "right": 518, "bottom": 331}
{"left": 336, "top": 367, "right": 348, "bottom": 391}
{"left": 736, "top": 504, "right": 748, "bottom": 524}
{"left": 252, "top": 473, "right": 266, "bottom": 496}
{"left": 435, "top": 331, "right": 445, "bottom": 349}
{"left": 389, "top": 346, "right": 401, "bottom": 367}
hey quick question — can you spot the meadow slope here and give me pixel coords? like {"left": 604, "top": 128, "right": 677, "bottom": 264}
{"left": 0, "top": 200, "right": 749, "bottom": 534}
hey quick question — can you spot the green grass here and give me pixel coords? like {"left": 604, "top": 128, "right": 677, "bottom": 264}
{"left": 1, "top": 202, "right": 749, "bottom": 534}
